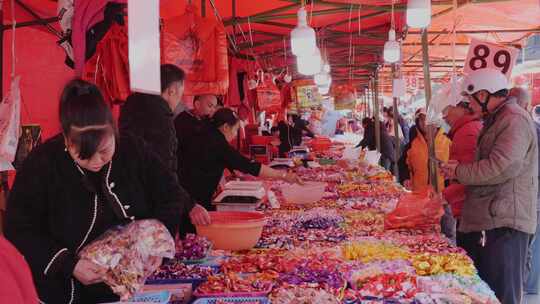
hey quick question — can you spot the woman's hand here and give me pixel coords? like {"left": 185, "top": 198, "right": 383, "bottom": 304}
{"left": 190, "top": 204, "right": 211, "bottom": 226}
{"left": 404, "top": 179, "right": 412, "bottom": 190}
{"left": 73, "top": 259, "right": 106, "bottom": 285}
{"left": 440, "top": 160, "right": 459, "bottom": 180}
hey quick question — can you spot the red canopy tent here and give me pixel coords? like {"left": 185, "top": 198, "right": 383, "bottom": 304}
{"left": 1, "top": 0, "right": 538, "bottom": 140}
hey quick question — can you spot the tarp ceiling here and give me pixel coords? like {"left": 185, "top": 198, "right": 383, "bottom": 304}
{"left": 1, "top": 0, "right": 538, "bottom": 139}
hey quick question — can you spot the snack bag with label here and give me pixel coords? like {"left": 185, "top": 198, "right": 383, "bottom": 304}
{"left": 78, "top": 219, "right": 175, "bottom": 300}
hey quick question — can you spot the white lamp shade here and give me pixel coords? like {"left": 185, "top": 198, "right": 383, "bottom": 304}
{"left": 291, "top": 7, "right": 317, "bottom": 57}
{"left": 318, "top": 85, "right": 330, "bottom": 95}
{"left": 315, "top": 72, "right": 331, "bottom": 86}
{"left": 384, "top": 40, "right": 401, "bottom": 63}
{"left": 323, "top": 63, "right": 331, "bottom": 73}
{"left": 407, "top": 0, "right": 431, "bottom": 28}
{"left": 297, "top": 49, "right": 322, "bottom": 76}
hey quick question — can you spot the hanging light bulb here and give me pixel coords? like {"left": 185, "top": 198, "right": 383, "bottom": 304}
{"left": 297, "top": 48, "right": 322, "bottom": 76}
{"left": 315, "top": 72, "right": 332, "bottom": 86}
{"left": 291, "top": 7, "right": 317, "bottom": 57}
{"left": 323, "top": 63, "right": 331, "bottom": 73}
{"left": 384, "top": 28, "right": 401, "bottom": 63}
{"left": 407, "top": 0, "right": 431, "bottom": 28}
{"left": 318, "top": 84, "right": 330, "bottom": 95}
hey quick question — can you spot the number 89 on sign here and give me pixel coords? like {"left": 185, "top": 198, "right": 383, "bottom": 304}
{"left": 464, "top": 39, "right": 518, "bottom": 79}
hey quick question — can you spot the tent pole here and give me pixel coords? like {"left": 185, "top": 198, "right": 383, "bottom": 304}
{"left": 373, "top": 72, "right": 381, "bottom": 154}
{"left": 392, "top": 64, "right": 400, "bottom": 180}
{"left": 2, "top": 17, "right": 58, "bottom": 30}
{"left": 201, "top": 0, "right": 206, "bottom": 17}
{"left": 421, "top": 28, "right": 438, "bottom": 193}
{"left": 14, "top": 0, "right": 61, "bottom": 38}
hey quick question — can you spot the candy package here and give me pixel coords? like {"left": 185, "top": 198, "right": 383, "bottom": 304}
{"left": 79, "top": 220, "right": 175, "bottom": 300}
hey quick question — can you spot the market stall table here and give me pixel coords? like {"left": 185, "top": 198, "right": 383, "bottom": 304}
{"left": 142, "top": 151, "right": 500, "bottom": 304}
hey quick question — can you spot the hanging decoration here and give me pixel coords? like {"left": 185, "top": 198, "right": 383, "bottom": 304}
{"left": 255, "top": 71, "right": 282, "bottom": 113}
{"left": 161, "top": 4, "right": 229, "bottom": 96}
{"left": 283, "top": 39, "right": 292, "bottom": 83}
{"left": 406, "top": 0, "right": 431, "bottom": 29}
{"left": 333, "top": 84, "right": 357, "bottom": 111}
{"left": 291, "top": 79, "right": 322, "bottom": 109}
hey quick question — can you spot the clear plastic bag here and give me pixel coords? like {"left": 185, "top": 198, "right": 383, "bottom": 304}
{"left": 78, "top": 219, "right": 175, "bottom": 300}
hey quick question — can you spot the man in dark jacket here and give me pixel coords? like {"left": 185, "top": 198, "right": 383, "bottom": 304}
{"left": 119, "top": 64, "right": 185, "bottom": 174}
{"left": 175, "top": 94, "right": 218, "bottom": 171}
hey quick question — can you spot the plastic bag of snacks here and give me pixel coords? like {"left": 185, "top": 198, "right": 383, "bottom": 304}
{"left": 79, "top": 220, "right": 175, "bottom": 300}
{"left": 384, "top": 189, "right": 444, "bottom": 230}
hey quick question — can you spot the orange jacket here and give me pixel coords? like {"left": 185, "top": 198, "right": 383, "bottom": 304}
{"left": 407, "top": 128, "right": 451, "bottom": 192}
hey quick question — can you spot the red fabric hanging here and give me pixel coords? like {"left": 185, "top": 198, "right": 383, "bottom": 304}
{"left": 280, "top": 83, "right": 292, "bottom": 109}
{"left": 72, "top": 0, "right": 128, "bottom": 76}
{"left": 83, "top": 23, "right": 130, "bottom": 106}
{"left": 161, "top": 5, "right": 229, "bottom": 96}
{"left": 226, "top": 57, "right": 241, "bottom": 107}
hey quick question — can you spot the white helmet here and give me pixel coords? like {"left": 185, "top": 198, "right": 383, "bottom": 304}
{"left": 461, "top": 68, "right": 508, "bottom": 96}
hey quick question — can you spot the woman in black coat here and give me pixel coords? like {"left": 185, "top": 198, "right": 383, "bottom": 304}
{"left": 4, "top": 80, "right": 194, "bottom": 304}
{"left": 356, "top": 117, "right": 396, "bottom": 170}
{"left": 180, "top": 108, "right": 301, "bottom": 212}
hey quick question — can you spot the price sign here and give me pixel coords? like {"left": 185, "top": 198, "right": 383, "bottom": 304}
{"left": 464, "top": 39, "right": 518, "bottom": 79}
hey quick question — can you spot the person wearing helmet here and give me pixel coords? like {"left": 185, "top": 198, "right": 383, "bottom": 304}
{"left": 510, "top": 87, "right": 540, "bottom": 296}
{"left": 441, "top": 68, "right": 538, "bottom": 304}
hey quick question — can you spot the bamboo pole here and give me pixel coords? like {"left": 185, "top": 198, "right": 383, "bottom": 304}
{"left": 373, "top": 73, "right": 381, "bottom": 154}
{"left": 421, "top": 29, "right": 438, "bottom": 193}
{"left": 391, "top": 64, "right": 401, "bottom": 180}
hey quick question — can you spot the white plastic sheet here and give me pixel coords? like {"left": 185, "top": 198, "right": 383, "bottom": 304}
{"left": 427, "top": 75, "right": 462, "bottom": 126}
{"left": 364, "top": 150, "right": 382, "bottom": 165}
{"left": 128, "top": 0, "right": 161, "bottom": 95}
{"left": 0, "top": 77, "right": 21, "bottom": 171}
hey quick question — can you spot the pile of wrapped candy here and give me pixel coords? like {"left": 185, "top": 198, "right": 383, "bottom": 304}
{"left": 175, "top": 233, "right": 212, "bottom": 261}
{"left": 147, "top": 260, "right": 217, "bottom": 281}
{"left": 139, "top": 157, "right": 500, "bottom": 304}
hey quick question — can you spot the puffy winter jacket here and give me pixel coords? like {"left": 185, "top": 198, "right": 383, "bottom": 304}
{"left": 442, "top": 115, "right": 482, "bottom": 217}
{"left": 407, "top": 128, "right": 451, "bottom": 192}
{"left": 456, "top": 98, "right": 538, "bottom": 234}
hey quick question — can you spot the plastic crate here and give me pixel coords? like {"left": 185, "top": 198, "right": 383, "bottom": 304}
{"left": 145, "top": 265, "right": 220, "bottom": 289}
{"left": 131, "top": 290, "right": 171, "bottom": 303}
{"left": 192, "top": 297, "right": 269, "bottom": 304}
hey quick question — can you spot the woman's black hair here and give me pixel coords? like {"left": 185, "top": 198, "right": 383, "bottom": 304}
{"left": 211, "top": 108, "right": 240, "bottom": 129}
{"left": 59, "top": 79, "right": 115, "bottom": 160}
{"left": 161, "top": 64, "right": 185, "bottom": 92}
{"left": 361, "top": 117, "right": 373, "bottom": 126}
